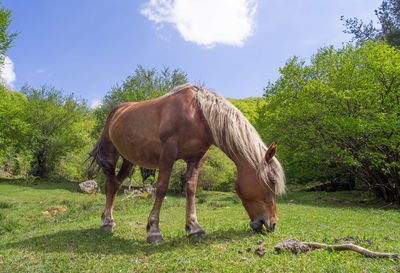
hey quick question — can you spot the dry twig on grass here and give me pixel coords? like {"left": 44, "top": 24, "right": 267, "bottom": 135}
{"left": 274, "top": 238, "right": 399, "bottom": 259}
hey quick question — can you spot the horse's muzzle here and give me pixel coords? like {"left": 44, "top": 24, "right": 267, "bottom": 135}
{"left": 250, "top": 217, "right": 276, "bottom": 232}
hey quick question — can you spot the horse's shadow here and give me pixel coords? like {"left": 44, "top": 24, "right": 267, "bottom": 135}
{"left": 1, "top": 228, "right": 255, "bottom": 255}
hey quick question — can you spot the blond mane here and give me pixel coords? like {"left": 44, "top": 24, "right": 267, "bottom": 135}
{"left": 165, "top": 84, "right": 286, "bottom": 195}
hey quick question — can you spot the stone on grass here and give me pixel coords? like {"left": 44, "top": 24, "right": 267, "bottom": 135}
{"left": 144, "top": 184, "right": 155, "bottom": 198}
{"left": 78, "top": 180, "right": 98, "bottom": 193}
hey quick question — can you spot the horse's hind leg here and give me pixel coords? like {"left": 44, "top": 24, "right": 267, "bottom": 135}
{"left": 102, "top": 158, "right": 134, "bottom": 232}
{"left": 185, "top": 152, "right": 208, "bottom": 238}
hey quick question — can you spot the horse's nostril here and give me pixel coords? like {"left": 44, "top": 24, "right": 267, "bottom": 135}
{"left": 250, "top": 218, "right": 264, "bottom": 233}
{"left": 270, "top": 222, "right": 276, "bottom": 231}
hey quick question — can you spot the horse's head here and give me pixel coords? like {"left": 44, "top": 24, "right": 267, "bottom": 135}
{"left": 235, "top": 143, "right": 285, "bottom": 233}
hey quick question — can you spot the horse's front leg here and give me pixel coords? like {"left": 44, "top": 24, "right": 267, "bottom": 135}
{"left": 146, "top": 140, "right": 177, "bottom": 243}
{"left": 185, "top": 152, "right": 208, "bottom": 238}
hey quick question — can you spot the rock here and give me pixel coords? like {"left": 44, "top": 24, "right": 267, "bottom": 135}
{"left": 257, "top": 240, "right": 263, "bottom": 245}
{"left": 144, "top": 184, "right": 155, "bottom": 198}
{"left": 78, "top": 180, "right": 98, "bottom": 193}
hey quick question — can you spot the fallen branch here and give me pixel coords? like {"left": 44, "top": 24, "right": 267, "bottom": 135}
{"left": 274, "top": 238, "right": 399, "bottom": 259}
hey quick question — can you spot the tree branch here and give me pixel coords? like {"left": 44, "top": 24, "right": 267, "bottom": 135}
{"left": 274, "top": 238, "right": 399, "bottom": 259}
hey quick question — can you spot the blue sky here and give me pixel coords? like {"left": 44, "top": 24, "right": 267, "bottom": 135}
{"left": 1, "top": 0, "right": 381, "bottom": 107}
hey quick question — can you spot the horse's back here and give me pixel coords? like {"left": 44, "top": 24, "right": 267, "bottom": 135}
{"left": 104, "top": 88, "right": 212, "bottom": 168}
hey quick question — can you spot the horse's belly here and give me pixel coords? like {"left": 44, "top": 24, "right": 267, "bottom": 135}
{"left": 115, "top": 138, "right": 162, "bottom": 169}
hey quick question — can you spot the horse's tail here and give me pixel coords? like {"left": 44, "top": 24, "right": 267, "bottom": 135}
{"left": 86, "top": 129, "right": 114, "bottom": 179}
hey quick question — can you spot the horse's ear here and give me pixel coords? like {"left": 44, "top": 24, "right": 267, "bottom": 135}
{"left": 265, "top": 142, "right": 277, "bottom": 163}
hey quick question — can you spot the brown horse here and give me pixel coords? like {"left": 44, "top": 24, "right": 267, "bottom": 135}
{"left": 88, "top": 84, "right": 285, "bottom": 243}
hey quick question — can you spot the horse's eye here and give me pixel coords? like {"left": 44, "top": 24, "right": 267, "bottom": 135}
{"left": 268, "top": 174, "right": 276, "bottom": 185}
{"left": 267, "top": 177, "right": 276, "bottom": 187}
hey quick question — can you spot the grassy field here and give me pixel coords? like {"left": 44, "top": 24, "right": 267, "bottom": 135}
{"left": 0, "top": 178, "right": 399, "bottom": 272}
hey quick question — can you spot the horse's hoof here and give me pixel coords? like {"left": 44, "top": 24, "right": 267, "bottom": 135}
{"left": 101, "top": 225, "right": 114, "bottom": 233}
{"left": 188, "top": 229, "right": 206, "bottom": 239}
{"left": 147, "top": 232, "right": 163, "bottom": 243}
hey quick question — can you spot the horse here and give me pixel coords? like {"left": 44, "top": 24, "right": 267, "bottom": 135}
{"left": 87, "top": 84, "right": 285, "bottom": 243}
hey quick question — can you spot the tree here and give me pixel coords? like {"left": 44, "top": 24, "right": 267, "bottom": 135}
{"left": 341, "top": 0, "right": 400, "bottom": 47}
{"left": 0, "top": 85, "right": 27, "bottom": 156}
{"left": 0, "top": 2, "right": 17, "bottom": 64}
{"left": 22, "top": 85, "right": 91, "bottom": 177}
{"left": 256, "top": 56, "right": 342, "bottom": 184}
{"left": 0, "top": 84, "right": 29, "bottom": 173}
{"left": 257, "top": 42, "right": 400, "bottom": 204}
{"left": 227, "top": 97, "right": 265, "bottom": 125}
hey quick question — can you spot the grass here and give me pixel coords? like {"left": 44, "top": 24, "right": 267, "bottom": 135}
{"left": 0, "top": 177, "right": 399, "bottom": 272}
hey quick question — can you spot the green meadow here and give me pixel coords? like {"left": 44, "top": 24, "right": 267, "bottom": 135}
{"left": 0, "top": 178, "right": 399, "bottom": 272}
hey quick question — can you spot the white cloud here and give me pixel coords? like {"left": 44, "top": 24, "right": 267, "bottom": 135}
{"left": 90, "top": 98, "right": 102, "bottom": 109}
{"left": 0, "top": 56, "right": 16, "bottom": 89}
{"left": 140, "top": 0, "right": 257, "bottom": 48}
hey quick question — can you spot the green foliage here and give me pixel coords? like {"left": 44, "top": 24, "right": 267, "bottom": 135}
{"left": 0, "top": 85, "right": 28, "bottom": 158}
{"left": 199, "top": 146, "right": 236, "bottom": 192}
{"left": 227, "top": 97, "right": 264, "bottom": 124}
{"left": 21, "top": 85, "right": 92, "bottom": 177}
{"left": 0, "top": 85, "right": 33, "bottom": 176}
{"left": 58, "top": 139, "right": 95, "bottom": 181}
{"left": 92, "top": 65, "right": 188, "bottom": 137}
{"left": 0, "top": 2, "right": 17, "bottom": 63}
{"left": 169, "top": 159, "right": 187, "bottom": 193}
{"left": 105, "top": 65, "right": 187, "bottom": 105}
{"left": 257, "top": 41, "right": 400, "bottom": 203}
{"left": 342, "top": 0, "right": 400, "bottom": 47}
{"left": 0, "top": 84, "right": 94, "bottom": 180}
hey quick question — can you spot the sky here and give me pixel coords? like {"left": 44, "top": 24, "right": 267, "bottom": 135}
{"left": 1, "top": 0, "right": 382, "bottom": 108}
